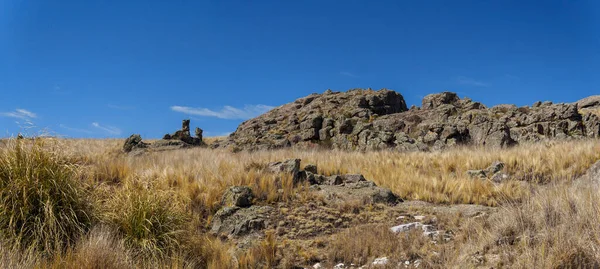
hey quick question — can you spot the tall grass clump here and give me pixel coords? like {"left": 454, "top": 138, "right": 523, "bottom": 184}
{"left": 103, "top": 179, "right": 188, "bottom": 261}
{"left": 0, "top": 140, "right": 93, "bottom": 255}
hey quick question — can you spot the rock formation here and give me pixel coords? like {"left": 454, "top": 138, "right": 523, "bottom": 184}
{"left": 161, "top": 119, "right": 204, "bottom": 146}
{"left": 219, "top": 89, "right": 600, "bottom": 151}
{"left": 122, "top": 119, "right": 205, "bottom": 154}
{"left": 122, "top": 134, "right": 147, "bottom": 153}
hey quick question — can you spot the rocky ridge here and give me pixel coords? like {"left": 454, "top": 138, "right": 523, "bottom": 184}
{"left": 218, "top": 89, "right": 600, "bottom": 151}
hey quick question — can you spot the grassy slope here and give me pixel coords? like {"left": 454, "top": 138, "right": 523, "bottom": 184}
{"left": 0, "top": 138, "right": 599, "bottom": 268}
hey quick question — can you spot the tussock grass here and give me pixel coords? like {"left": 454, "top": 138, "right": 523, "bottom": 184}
{"left": 43, "top": 227, "right": 132, "bottom": 269}
{"left": 0, "top": 140, "right": 94, "bottom": 255}
{"left": 238, "top": 230, "right": 278, "bottom": 269}
{"left": 455, "top": 183, "right": 600, "bottom": 268}
{"left": 101, "top": 179, "right": 188, "bottom": 261}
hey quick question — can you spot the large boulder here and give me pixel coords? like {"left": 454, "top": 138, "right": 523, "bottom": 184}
{"left": 266, "top": 159, "right": 302, "bottom": 184}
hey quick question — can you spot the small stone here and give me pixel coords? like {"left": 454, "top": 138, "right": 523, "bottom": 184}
{"left": 485, "top": 161, "right": 505, "bottom": 175}
{"left": 467, "top": 170, "right": 487, "bottom": 179}
{"left": 390, "top": 222, "right": 421, "bottom": 233}
{"left": 373, "top": 257, "right": 389, "bottom": 266}
{"left": 414, "top": 215, "right": 426, "bottom": 221}
{"left": 304, "top": 164, "right": 318, "bottom": 174}
{"left": 333, "top": 263, "right": 346, "bottom": 269}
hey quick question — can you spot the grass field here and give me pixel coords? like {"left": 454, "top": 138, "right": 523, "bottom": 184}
{"left": 0, "top": 137, "right": 599, "bottom": 268}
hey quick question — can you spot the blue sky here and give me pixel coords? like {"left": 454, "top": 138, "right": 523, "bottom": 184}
{"left": 1, "top": 0, "right": 599, "bottom": 138}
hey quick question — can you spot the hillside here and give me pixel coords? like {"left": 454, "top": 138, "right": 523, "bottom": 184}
{"left": 218, "top": 89, "right": 600, "bottom": 152}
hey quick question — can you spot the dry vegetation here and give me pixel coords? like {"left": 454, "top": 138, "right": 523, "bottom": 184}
{"left": 0, "top": 137, "right": 599, "bottom": 268}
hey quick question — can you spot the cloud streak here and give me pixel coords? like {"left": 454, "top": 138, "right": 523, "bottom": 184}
{"left": 171, "top": 104, "right": 274, "bottom": 120}
{"left": 456, "top": 76, "right": 489, "bottom": 87}
{"left": 340, "top": 71, "right": 359, "bottom": 78}
{"left": 0, "top": 109, "right": 37, "bottom": 120}
{"left": 92, "top": 122, "right": 122, "bottom": 135}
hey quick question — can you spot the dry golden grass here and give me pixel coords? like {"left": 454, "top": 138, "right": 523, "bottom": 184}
{"left": 454, "top": 183, "right": 600, "bottom": 268}
{"left": 0, "top": 138, "right": 599, "bottom": 267}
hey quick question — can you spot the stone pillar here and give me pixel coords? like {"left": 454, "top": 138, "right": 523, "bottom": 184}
{"left": 195, "top": 127, "right": 203, "bottom": 142}
{"left": 182, "top": 119, "right": 191, "bottom": 136}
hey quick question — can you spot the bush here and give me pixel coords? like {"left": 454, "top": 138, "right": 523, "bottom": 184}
{"left": 0, "top": 140, "right": 94, "bottom": 255}
{"left": 103, "top": 180, "right": 187, "bottom": 261}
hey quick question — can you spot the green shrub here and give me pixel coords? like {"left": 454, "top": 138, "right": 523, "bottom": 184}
{"left": 0, "top": 140, "right": 93, "bottom": 255}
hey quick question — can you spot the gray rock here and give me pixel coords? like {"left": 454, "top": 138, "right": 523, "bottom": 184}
{"left": 221, "top": 186, "right": 254, "bottom": 208}
{"left": 575, "top": 160, "right": 600, "bottom": 186}
{"left": 485, "top": 161, "right": 505, "bottom": 175}
{"left": 467, "top": 170, "right": 487, "bottom": 179}
{"left": 123, "top": 134, "right": 147, "bottom": 153}
{"left": 576, "top": 95, "right": 600, "bottom": 109}
{"left": 304, "top": 164, "right": 318, "bottom": 174}
{"left": 468, "top": 161, "right": 507, "bottom": 180}
{"left": 491, "top": 172, "right": 510, "bottom": 183}
{"left": 325, "top": 175, "right": 343, "bottom": 185}
{"left": 267, "top": 159, "right": 300, "bottom": 175}
{"left": 210, "top": 206, "right": 274, "bottom": 237}
{"left": 340, "top": 174, "right": 366, "bottom": 184}
{"left": 422, "top": 92, "right": 460, "bottom": 110}
{"left": 317, "top": 184, "right": 401, "bottom": 206}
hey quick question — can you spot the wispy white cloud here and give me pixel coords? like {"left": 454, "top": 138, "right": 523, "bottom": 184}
{"left": 171, "top": 104, "right": 274, "bottom": 120}
{"left": 340, "top": 71, "right": 359, "bottom": 78}
{"left": 92, "top": 122, "right": 121, "bottom": 135}
{"left": 0, "top": 109, "right": 37, "bottom": 120}
{"left": 59, "top": 124, "right": 94, "bottom": 134}
{"left": 456, "top": 76, "right": 490, "bottom": 87}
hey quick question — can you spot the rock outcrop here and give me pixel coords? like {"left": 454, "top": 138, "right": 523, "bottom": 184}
{"left": 211, "top": 159, "right": 402, "bottom": 238}
{"left": 162, "top": 119, "right": 204, "bottom": 146}
{"left": 123, "top": 134, "right": 147, "bottom": 153}
{"left": 264, "top": 158, "right": 402, "bottom": 205}
{"left": 122, "top": 119, "right": 205, "bottom": 154}
{"left": 220, "top": 89, "right": 600, "bottom": 151}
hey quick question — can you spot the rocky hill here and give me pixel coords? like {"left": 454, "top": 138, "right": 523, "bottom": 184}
{"left": 218, "top": 89, "right": 600, "bottom": 151}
